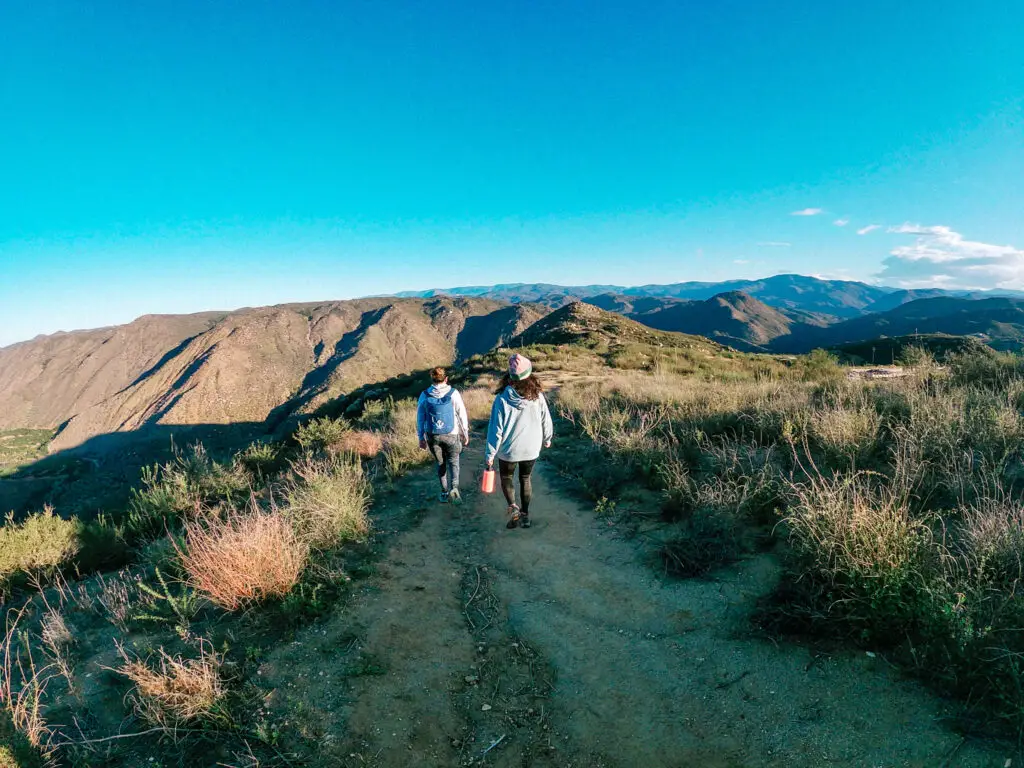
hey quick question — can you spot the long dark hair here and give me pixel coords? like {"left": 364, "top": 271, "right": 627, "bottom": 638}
{"left": 497, "top": 373, "right": 544, "bottom": 401}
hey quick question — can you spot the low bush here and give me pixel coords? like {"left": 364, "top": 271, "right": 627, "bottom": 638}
{"left": 294, "top": 417, "right": 351, "bottom": 454}
{"left": 176, "top": 506, "right": 308, "bottom": 610}
{"left": 661, "top": 506, "right": 743, "bottom": 577}
{"left": 285, "top": 456, "right": 371, "bottom": 549}
{"left": 234, "top": 440, "right": 285, "bottom": 477}
{"left": 0, "top": 507, "right": 79, "bottom": 594}
{"left": 358, "top": 398, "right": 431, "bottom": 478}
{"left": 127, "top": 443, "right": 250, "bottom": 541}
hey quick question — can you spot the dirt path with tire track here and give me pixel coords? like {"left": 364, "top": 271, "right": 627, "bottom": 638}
{"left": 260, "top": 427, "right": 1014, "bottom": 767}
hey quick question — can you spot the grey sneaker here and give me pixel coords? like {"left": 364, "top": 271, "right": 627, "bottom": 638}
{"left": 520, "top": 512, "right": 531, "bottom": 529}
{"left": 449, "top": 488, "right": 462, "bottom": 506}
{"left": 439, "top": 491, "right": 450, "bottom": 503}
{"left": 506, "top": 504, "right": 521, "bottom": 529}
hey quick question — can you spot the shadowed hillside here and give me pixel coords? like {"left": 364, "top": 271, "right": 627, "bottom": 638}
{"left": 774, "top": 295, "right": 1024, "bottom": 353}
{"left": 0, "top": 298, "right": 542, "bottom": 451}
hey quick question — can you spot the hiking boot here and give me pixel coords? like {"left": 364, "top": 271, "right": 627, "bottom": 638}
{"left": 439, "top": 491, "right": 450, "bottom": 503}
{"left": 506, "top": 505, "right": 521, "bottom": 529}
{"left": 520, "top": 512, "right": 531, "bottom": 529}
{"left": 449, "top": 488, "right": 462, "bottom": 506}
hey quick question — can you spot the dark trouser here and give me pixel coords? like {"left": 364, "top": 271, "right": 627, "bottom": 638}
{"left": 428, "top": 433, "right": 462, "bottom": 492}
{"left": 499, "top": 459, "right": 536, "bottom": 515}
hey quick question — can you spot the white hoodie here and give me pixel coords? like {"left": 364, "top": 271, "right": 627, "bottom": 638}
{"left": 416, "top": 383, "right": 469, "bottom": 441}
{"left": 485, "top": 386, "right": 554, "bottom": 464}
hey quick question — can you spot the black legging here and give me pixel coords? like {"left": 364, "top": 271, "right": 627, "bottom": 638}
{"left": 498, "top": 459, "right": 536, "bottom": 515}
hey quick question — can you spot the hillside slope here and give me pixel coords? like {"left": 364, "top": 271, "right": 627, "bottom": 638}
{"left": 0, "top": 298, "right": 541, "bottom": 451}
{"left": 514, "top": 301, "right": 723, "bottom": 352}
{"left": 773, "top": 296, "right": 1024, "bottom": 352}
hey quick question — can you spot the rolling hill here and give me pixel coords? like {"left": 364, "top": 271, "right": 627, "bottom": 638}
{"left": 513, "top": 301, "right": 724, "bottom": 352}
{"left": 772, "top": 296, "right": 1024, "bottom": 353}
{"left": 398, "top": 274, "right": 898, "bottom": 318}
{"left": 585, "top": 291, "right": 832, "bottom": 351}
{"left": 397, "top": 274, "right": 1024, "bottom": 321}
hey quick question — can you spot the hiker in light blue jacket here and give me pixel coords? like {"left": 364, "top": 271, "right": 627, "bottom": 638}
{"left": 485, "top": 354, "right": 553, "bottom": 529}
{"left": 418, "top": 367, "right": 469, "bottom": 504}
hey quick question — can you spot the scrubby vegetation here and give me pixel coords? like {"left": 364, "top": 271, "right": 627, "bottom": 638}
{"left": 0, "top": 430, "right": 52, "bottom": 478}
{"left": 0, "top": 382, "right": 422, "bottom": 763}
{"left": 6, "top": 329, "right": 1024, "bottom": 762}
{"left": 553, "top": 344, "right": 1024, "bottom": 728}
{"left": 0, "top": 508, "right": 79, "bottom": 595}
{"left": 284, "top": 456, "right": 371, "bottom": 549}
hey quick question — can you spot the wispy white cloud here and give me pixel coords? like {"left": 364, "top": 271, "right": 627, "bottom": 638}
{"left": 833, "top": 218, "right": 850, "bottom": 227}
{"left": 791, "top": 208, "right": 824, "bottom": 216}
{"left": 756, "top": 241, "right": 791, "bottom": 247}
{"left": 733, "top": 259, "right": 751, "bottom": 265}
{"left": 857, "top": 224, "right": 881, "bottom": 235}
{"left": 876, "top": 223, "right": 1024, "bottom": 289}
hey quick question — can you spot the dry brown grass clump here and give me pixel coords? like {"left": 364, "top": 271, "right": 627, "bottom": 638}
{"left": 332, "top": 430, "right": 383, "bottom": 459}
{"left": 176, "top": 507, "right": 308, "bottom": 610}
{"left": 460, "top": 385, "right": 496, "bottom": 421}
{"left": 116, "top": 640, "right": 226, "bottom": 730}
{"left": 285, "top": 456, "right": 371, "bottom": 549}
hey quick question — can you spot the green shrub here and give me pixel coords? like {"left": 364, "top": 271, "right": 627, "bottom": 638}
{"left": 284, "top": 456, "right": 371, "bottom": 549}
{"left": 356, "top": 398, "right": 431, "bottom": 478}
{"left": 235, "top": 440, "right": 285, "bottom": 477}
{"left": 294, "top": 417, "right": 351, "bottom": 454}
{"left": 0, "top": 507, "right": 79, "bottom": 594}
{"left": 126, "top": 443, "right": 250, "bottom": 541}
{"left": 795, "top": 348, "right": 843, "bottom": 383}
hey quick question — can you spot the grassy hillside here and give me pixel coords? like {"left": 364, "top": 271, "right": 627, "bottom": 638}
{"left": 4, "top": 317, "right": 1024, "bottom": 763}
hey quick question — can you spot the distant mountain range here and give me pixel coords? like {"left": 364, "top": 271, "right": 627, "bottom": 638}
{"left": 396, "top": 274, "right": 1000, "bottom": 319}
{"left": 7, "top": 274, "right": 1024, "bottom": 454}
{"left": 396, "top": 274, "right": 1024, "bottom": 353}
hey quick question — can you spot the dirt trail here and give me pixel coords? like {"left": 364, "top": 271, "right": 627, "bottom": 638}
{"left": 262, "top": 434, "right": 1015, "bottom": 767}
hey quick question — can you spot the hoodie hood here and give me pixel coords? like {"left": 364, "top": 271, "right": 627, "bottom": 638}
{"left": 503, "top": 385, "right": 527, "bottom": 410}
{"left": 427, "top": 382, "right": 452, "bottom": 398}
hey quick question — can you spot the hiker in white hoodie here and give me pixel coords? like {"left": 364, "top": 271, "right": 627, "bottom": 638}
{"left": 417, "top": 367, "right": 470, "bottom": 504}
{"left": 485, "top": 354, "right": 553, "bottom": 529}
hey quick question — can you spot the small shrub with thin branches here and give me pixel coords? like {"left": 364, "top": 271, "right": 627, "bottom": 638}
{"left": 127, "top": 442, "right": 251, "bottom": 541}
{"left": 294, "top": 417, "right": 351, "bottom": 454}
{"left": 0, "top": 507, "right": 79, "bottom": 596}
{"left": 0, "top": 605, "right": 58, "bottom": 761}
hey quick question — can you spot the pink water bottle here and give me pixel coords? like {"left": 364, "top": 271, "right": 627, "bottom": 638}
{"left": 480, "top": 468, "right": 496, "bottom": 494}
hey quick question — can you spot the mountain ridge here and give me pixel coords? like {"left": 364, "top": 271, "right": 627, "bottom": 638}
{"left": 0, "top": 298, "right": 541, "bottom": 451}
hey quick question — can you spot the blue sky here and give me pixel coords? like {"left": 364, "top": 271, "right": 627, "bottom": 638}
{"left": 1, "top": 1, "right": 1022, "bottom": 346}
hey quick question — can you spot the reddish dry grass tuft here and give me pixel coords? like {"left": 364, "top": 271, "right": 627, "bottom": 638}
{"left": 175, "top": 507, "right": 307, "bottom": 610}
{"left": 333, "top": 430, "right": 383, "bottom": 459}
